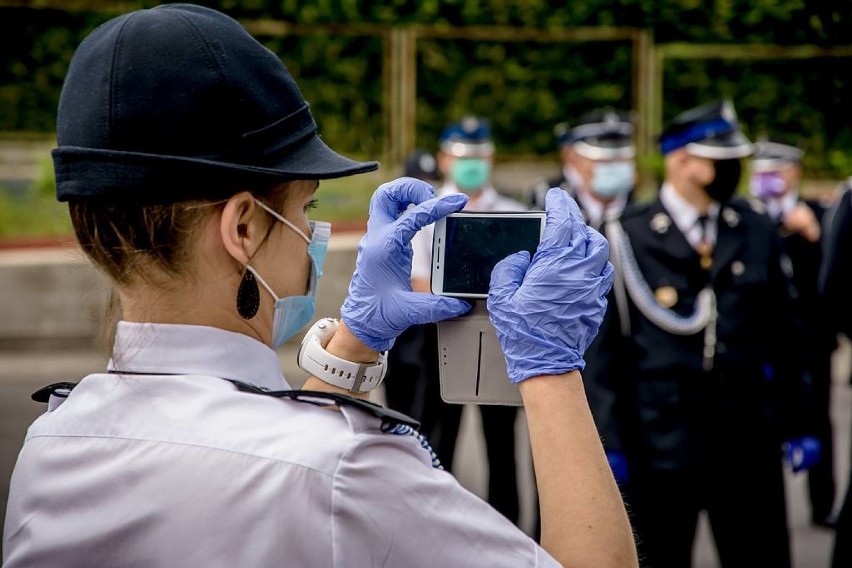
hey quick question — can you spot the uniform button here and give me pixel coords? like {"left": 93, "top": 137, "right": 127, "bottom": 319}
{"left": 731, "top": 261, "right": 745, "bottom": 276}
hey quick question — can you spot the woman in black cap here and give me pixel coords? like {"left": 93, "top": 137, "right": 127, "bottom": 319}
{"left": 3, "top": 5, "right": 635, "bottom": 567}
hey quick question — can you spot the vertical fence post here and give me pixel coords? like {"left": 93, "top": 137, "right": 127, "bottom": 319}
{"left": 383, "top": 26, "right": 418, "bottom": 171}
{"left": 632, "top": 28, "right": 655, "bottom": 192}
{"left": 399, "top": 26, "right": 418, "bottom": 165}
{"left": 381, "top": 28, "right": 394, "bottom": 167}
{"left": 650, "top": 46, "right": 665, "bottom": 173}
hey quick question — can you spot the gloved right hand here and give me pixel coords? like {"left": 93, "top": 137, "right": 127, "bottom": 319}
{"left": 487, "top": 188, "right": 614, "bottom": 383}
{"left": 606, "top": 451, "right": 629, "bottom": 486}
{"left": 341, "top": 178, "right": 472, "bottom": 352}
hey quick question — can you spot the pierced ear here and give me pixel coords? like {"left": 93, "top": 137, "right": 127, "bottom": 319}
{"left": 220, "top": 192, "right": 258, "bottom": 266}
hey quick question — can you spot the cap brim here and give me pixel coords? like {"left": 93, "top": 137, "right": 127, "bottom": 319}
{"left": 54, "top": 134, "right": 378, "bottom": 202}
{"left": 267, "top": 134, "right": 378, "bottom": 179}
{"left": 686, "top": 131, "right": 753, "bottom": 160}
{"left": 573, "top": 140, "right": 635, "bottom": 161}
{"left": 440, "top": 141, "right": 495, "bottom": 158}
{"left": 751, "top": 158, "right": 798, "bottom": 173}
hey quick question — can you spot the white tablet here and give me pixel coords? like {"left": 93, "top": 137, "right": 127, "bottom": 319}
{"left": 431, "top": 211, "right": 546, "bottom": 299}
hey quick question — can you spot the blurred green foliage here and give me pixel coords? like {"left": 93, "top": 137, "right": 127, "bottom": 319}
{"left": 1, "top": 0, "right": 851, "bottom": 179}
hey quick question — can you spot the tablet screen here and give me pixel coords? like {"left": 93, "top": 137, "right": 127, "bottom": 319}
{"left": 442, "top": 216, "right": 542, "bottom": 295}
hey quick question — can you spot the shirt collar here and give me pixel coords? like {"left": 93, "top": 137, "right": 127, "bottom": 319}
{"left": 108, "top": 321, "right": 290, "bottom": 391}
{"left": 766, "top": 189, "right": 799, "bottom": 221}
{"left": 438, "top": 183, "right": 499, "bottom": 211}
{"left": 574, "top": 184, "right": 628, "bottom": 227}
{"left": 660, "top": 182, "right": 719, "bottom": 234}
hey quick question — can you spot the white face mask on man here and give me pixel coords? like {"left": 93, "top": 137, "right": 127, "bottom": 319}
{"left": 590, "top": 161, "right": 634, "bottom": 199}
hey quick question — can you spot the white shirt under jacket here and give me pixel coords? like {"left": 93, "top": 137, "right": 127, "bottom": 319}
{"left": 4, "top": 322, "right": 557, "bottom": 567}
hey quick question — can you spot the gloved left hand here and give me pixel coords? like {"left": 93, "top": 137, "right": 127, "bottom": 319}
{"left": 487, "top": 188, "right": 614, "bottom": 382}
{"left": 341, "top": 178, "right": 472, "bottom": 352}
{"left": 782, "top": 436, "right": 822, "bottom": 473}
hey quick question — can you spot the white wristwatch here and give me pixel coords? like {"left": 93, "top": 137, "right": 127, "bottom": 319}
{"left": 297, "top": 318, "right": 388, "bottom": 393}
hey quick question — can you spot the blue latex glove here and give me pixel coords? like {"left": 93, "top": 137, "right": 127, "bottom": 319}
{"left": 783, "top": 436, "right": 822, "bottom": 473}
{"left": 487, "top": 188, "right": 614, "bottom": 383}
{"left": 606, "top": 451, "right": 629, "bottom": 486}
{"left": 341, "top": 178, "right": 472, "bottom": 352}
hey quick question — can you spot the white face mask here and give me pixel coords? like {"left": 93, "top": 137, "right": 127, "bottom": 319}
{"left": 590, "top": 161, "right": 634, "bottom": 199}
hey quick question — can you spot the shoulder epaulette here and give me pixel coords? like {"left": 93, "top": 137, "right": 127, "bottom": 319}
{"left": 32, "top": 382, "right": 78, "bottom": 403}
{"left": 31, "top": 379, "right": 421, "bottom": 431}
{"left": 227, "top": 380, "right": 420, "bottom": 430}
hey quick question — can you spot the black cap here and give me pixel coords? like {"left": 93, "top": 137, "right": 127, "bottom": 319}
{"left": 53, "top": 4, "right": 377, "bottom": 203}
{"left": 438, "top": 116, "right": 494, "bottom": 158}
{"left": 659, "top": 99, "right": 753, "bottom": 159}
{"left": 751, "top": 138, "right": 805, "bottom": 172}
{"left": 554, "top": 108, "right": 635, "bottom": 160}
{"left": 403, "top": 150, "right": 440, "bottom": 181}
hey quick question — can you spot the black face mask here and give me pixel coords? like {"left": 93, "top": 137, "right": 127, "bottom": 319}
{"left": 704, "top": 158, "right": 743, "bottom": 203}
{"left": 703, "top": 159, "right": 742, "bottom": 203}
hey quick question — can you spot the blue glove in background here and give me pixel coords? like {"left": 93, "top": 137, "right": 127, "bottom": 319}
{"left": 783, "top": 436, "right": 822, "bottom": 473}
{"left": 606, "top": 451, "right": 629, "bottom": 486}
{"left": 341, "top": 178, "right": 472, "bottom": 352}
{"left": 487, "top": 188, "right": 614, "bottom": 383}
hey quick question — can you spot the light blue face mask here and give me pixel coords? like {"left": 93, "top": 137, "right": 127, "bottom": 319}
{"left": 250, "top": 201, "right": 331, "bottom": 349}
{"left": 590, "top": 161, "right": 634, "bottom": 199}
{"left": 451, "top": 158, "right": 491, "bottom": 192}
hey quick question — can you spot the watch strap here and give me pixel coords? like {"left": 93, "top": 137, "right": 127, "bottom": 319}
{"left": 298, "top": 319, "right": 387, "bottom": 393}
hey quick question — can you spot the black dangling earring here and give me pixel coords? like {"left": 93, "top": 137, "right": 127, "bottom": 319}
{"left": 236, "top": 268, "right": 260, "bottom": 319}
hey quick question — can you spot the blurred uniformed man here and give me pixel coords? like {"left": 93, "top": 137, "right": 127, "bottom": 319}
{"left": 528, "top": 108, "right": 635, "bottom": 229}
{"left": 749, "top": 139, "right": 837, "bottom": 528}
{"left": 409, "top": 117, "right": 524, "bottom": 525}
{"left": 586, "top": 100, "right": 820, "bottom": 567}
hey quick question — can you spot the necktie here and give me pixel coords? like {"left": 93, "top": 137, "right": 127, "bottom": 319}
{"left": 696, "top": 214, "right": 713, "bottom": 270}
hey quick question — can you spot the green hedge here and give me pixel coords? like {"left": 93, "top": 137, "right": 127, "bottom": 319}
{"left": 1, "top": 1, "right": 850, "bottom": 176}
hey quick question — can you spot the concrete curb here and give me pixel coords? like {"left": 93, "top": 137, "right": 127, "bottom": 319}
{"left": 0, "top": 233, "right": 363, "bottom": 348}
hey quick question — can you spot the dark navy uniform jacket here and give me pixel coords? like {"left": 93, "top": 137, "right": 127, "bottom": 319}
{"left": 585, "top": 197, "right": 811, "bottom": 473}
{"left": 780, "top": 200, "right": 836, "bottom": 380}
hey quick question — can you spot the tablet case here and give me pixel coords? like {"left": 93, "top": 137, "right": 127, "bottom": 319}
{"left": 436, "top": 301, "right": 522, "bottom": 406}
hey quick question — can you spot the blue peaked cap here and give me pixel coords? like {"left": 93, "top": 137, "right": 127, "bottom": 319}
{"left": 439, "top": 115, "right": 494, "bottom": 157}
{"left": 659, "top": 99, "right": 752, "bottom": 159}
{"left": 439, "top": 116, "right": 492, "bottom": 144}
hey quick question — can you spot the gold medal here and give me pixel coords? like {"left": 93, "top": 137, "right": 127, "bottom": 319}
{"left": 655, "top": 286, "right": 678, "bottom": 308}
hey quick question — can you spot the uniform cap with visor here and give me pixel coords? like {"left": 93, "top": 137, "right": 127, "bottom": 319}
{"left": 53, "top": 4, "right": 377, "bottom": 204}
{"left": 554, "top": 108, "right": 636, "bottom": 161}
{"left": 438, "top": 116, "right": 494, "bottom": 158}
{"left": 751, "top": 139, "right": 805, "bottom": 172}
{"left": 403, "top": 150, "right": 441, "bottom": 181}
{"left": 659, "top": 99, "right": 753, "bottom": 160}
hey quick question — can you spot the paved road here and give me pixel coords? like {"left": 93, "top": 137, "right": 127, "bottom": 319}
{"left": 1, "top": 341, "right": 849, "bottom": 566}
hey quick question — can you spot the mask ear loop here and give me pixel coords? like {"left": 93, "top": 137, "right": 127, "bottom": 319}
{"left": 245, "top": 265, "right": 281, "bottom": 302}
{"left": 255, "top": 200, "right": 311, "bottom": 244}
{"left": 248, "top": 199, "right": 318, "bottom": 302}
{"left": 233, "top": 200, "right": 279, "bottom": 317}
